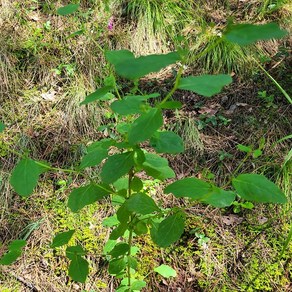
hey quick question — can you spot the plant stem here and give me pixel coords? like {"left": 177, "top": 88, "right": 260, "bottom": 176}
{"left": 255, "top": 60, "right": 292, "bottom": 104}
{"left": 127, "top": 227, "right": 133, "bottom": 289}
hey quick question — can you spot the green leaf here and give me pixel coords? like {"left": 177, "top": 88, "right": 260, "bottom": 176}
{"left": 200, "top": 187, "right": 236, "bottom": 208}
{"left": 154, "top": 264, "right": 177, "bottom": 278}
{"left": 105, "top": 50, "right": 135, "bottom": 66}
{"left": 127, "top": 256, "right": 138, "bottom": 270}
{"left": 66, "top": 245, "right": 86, "bottom": 259}
{"left": 232, "top": 174, "right": 287, "bottom": 203}
{"left": 101, "top": 152, "right": 135, "bottom": 184}
{"left": 134, "top": 221, "right": 148, "bottom": 235}
{"left": 131, "top": 280, "right": 147, "bottom": 290}
{"left": 0, "top": 122, "right": 5, "bottom": 132}
{"left": 158, "top": 101, "right": 182, "bottom": 109}
{"left": 253, "top": 149, "right": 262, "bottom": 158}
{"left": 237, "top": 144, "right": 252, "bottom": 153}
{"left": 0, "top": 251, "right": 22, "bottom": 265}
{"left": 102, "top": 215, "right": 119, "bottom": 227}
{"left": 57, "top": 4, "right": 79, "bottom": 16}
{"left": 142, "top": 153, "right": 175, "bottom": 180}
{"left": 0, "top": 240, "right": 26, "bottom": 265}
{"left": 131, "top": 177, "right": 143, "bottom": 192}
{"left": 178, "top": 75, "right": 232, "bottom": 97}
{"left": 80, "top": 86, "right": 113, "bottom": 105}
{"left": 10, "top": 158, "right": 47, "bottom": 197}
{"left": 110, "top": 223, "right": 128, "bottom": 240}
{"left": 80, "top": 139, "right": 114, "bottom": 169}
{"left": 68, "top": 256, "right": 89, "bottom": 283}
{"left": 152, "top": 213, "right": 185, "bottom": 247}
{"left": 51, "top": 230, "right": 75, "bottom": 248}
{"left": 108, "top": 257, "right": 127, "bottom": 275}
{"left": 225, "top": 23, "right": 288, "bottom": 46}
{"left": 164, "top": 178, "right": 212, "bottom": 199}
{"left": 8, "top": 240, "right": 26, "bottom": 251}
{"left": 109, "top": 243, "right": 130, "bottom": 258}
{"left": 103, "top": 239, "right": 117, "bottom": 254}
{"left": 128, "top": 108, "right": 163, "bottom": 144}
{"left": 150, "top": 131, "right": 184, "bottom": 154}
{"left": 125, "top": 193, "right": 160, "bottom": 215}
{"left": 68, "top": 184, "right": 111, "bottom": 212}
{"left": 117, "top": 204, "right": 131, "bottom": 224}
{"left": 106, "top": 50, "right": 180, "bottom": 80}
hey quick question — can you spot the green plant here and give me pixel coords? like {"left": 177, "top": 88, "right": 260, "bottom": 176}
{"left": 0, "top": 11, "right": 289, "bottom": 291}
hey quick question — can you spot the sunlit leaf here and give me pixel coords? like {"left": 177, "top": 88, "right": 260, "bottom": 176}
{"left": 150, "top": 131, "right": 184, "bottom": 154}
{"left": 142, "top": 153, "right": 175, "bottom": 180}
{"left": 10, "top": 158, "right": 48, "bottom": 197}
{"left": 225, "top": 23, "right": 288, "bottom": 46}
{"left": 232, "top": 174, "right": 287, "bottom": 203}
{"left": 164, "top": 177, "right": 212, "bottom": 199}
{"left": 154, "top": 264, "right": 177, "bottom": 278}
{"left": 0, "top": 240, "right": 26, "bottom": 265}
{"left": 200, "top": 187, "right": 236, "bottom": 207}
{"left": 101, "top": 152, "right": 135, "bottom": 184}
{"left": 128, "top": 108, "right": 163, "bottom": 144}
{"left": 125, "top": 193, "right": 160, "bottom": 215}
{"left": 51, "top": 230, "right": 75, "bottom": 248}
{"left": 80, "top": 86, "right": 113, "bottom": 105}
{"left": 68, "top": 184, "right": 111, "bottom": 212}
{"left": 178, "top": 75, "right": 232, "bottom": 97}
{"left": 106, "top": 50, "right": 180, "bottom": 80}
{"left": 57, "top": 4, "right": 79, "bottom": 16}
{"left": 152, "top": 213, "right": 185, "bottom": 247}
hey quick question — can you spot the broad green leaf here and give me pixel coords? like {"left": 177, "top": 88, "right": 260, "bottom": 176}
{"left": 117, "top": 204, "right": 131, "bottom": 224}
{"left": 8, "top": 240, "right": 26, "bottom": 251}
{"left": 51, "top": 230, "right": 75, "bottom": 248}
{"left": 125, "top": 193, "right": 160, "bottom": 215}
{"left": 109, "top": 243, "right": 130, "bottom": 258}
{"left": 0, "top": 250, "right": 22, "bottom": 265}
{"left": 80, "top": 140, "right": 114, "bottom": 168}
{"left": 66, "top": 245, "right": 86, "bottom": 259}
{"left": 225, "top": 23, "right": 288, "bottom": 46}
{"left": 68, "top": 256, "right": 89, "bottom": 283}
{"left": 110, "top": 94, "right": 158, "bottom": 116}
{"left": 150, "top": 131, "right": 184, "bottom": 154}
{"left": 134, "top": 221, "right": 148, "bottom": 235}
{"left": 164, "top": 177, "right": 212, "bottom": 199}
{"left": 107, "top": 50, "right": 180, "bottom": 80}
{"left": 142, "top": 153, "right": 175, "bottom": 180}
{"left": 10, "top": 158, "right": 47, "bottom": 197}
{"left": 68, "top": 184, "right": 111, "bottom": 212}
{"left": 108, "top": 257, "right": 127, "bottom": 275}
{"left": 127, "top": 256, "right": 138, "bottom": 270}
{"left": 110, "top": 223, "right": 128, "bottom": 240}
{"left": 237, "top": 144, "right": 252, "bottom": 153}
{"left": 158, "top": 101, "right": 182, "bottom": 109}
{"left": 0, "top": 240, "right": 26, "bottom": 265}
{"left": 105, "top": 50, "right": 135, "bottom": 66}
{"left": 232, "top": 174, "right": 287, "bottom": 203}
{"left": 101, "top": 152, "right": 135, "bottom": 184}
{"left": 128, "top": 108, "right": 163, "bottom": 144}
{"left": 80, "top": 86, "right": 113, "bottom": 105}
{"left": 131, "top": 177, "right": 143, "bottom": 192}
{"left": 103, "top": 239, "right": 117, "bottom": 254}
{"left": 102, "top": 215, "right": 119, "bottom": 227}
{"left": 200, "top": 187, "right": 236, "bottom": 207}
{"left": 131, "top": 280, "right": 147, "bottom": 290}
{"left": 152, "top": 213, "right": 185, "bottom": 247}
{"left": 178, "top": 75, "right": 232, "bottom": 97}
{"left": 154, "top": 264, "right": 177, "bottom": 278}
{"left": 253, "top": 149, "right": 262, "bottom": 158}
{"left": 57, "top": 4, "right": 79, "bottom": 16}
{"left": 0, "top": 122, "right": 5, "bottom": 132}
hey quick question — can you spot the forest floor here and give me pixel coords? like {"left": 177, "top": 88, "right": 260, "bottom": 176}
{"left": 0, "top": 1, "right": 291, "bottom": 291}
